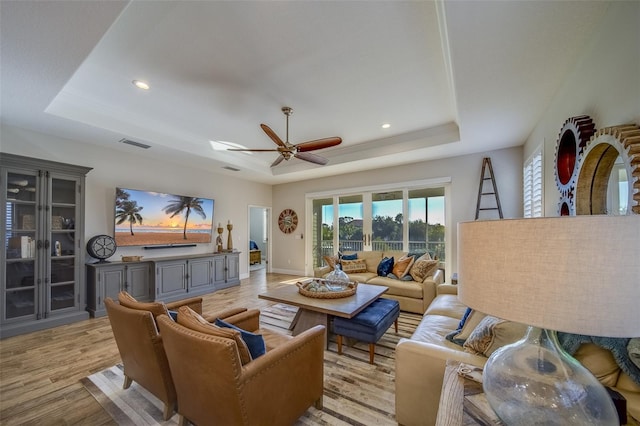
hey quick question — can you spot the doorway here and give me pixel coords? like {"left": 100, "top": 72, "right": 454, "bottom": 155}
{"left": 248, "top": 206, "right": 270, "bottom": 273}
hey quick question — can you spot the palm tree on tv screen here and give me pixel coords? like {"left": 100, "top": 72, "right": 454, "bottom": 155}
{"left": 115, "top": 200, "right": 144, "bottom": 236}
{"left": 163, "top": 196, "right": 207, "bottom": 240}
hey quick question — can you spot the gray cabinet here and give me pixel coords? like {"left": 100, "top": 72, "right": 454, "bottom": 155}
{"left": 213, "top": 252, "right": 240, "bottom": 290}
{"left": 154, "top": 254, "right": 216, "bottom": 303}
{"left": 87, "top": 253, "right": 239, "bottom": 308}
{"left": 155, "top": 259, "right": 188, "bottom": 300}
{"left": 86, "top": 261, "right": 152, "bottom": 317}
{"left": 1, "top": 154, "right": 91, "bottom": 338}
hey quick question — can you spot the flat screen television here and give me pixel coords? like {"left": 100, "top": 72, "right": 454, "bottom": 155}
{"left": 114, "top": 187, "right": 215, "bottom": 247}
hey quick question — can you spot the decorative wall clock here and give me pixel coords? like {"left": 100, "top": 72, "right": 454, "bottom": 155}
{"left": 278, "top": 209, "right": 298, "bottom": 234}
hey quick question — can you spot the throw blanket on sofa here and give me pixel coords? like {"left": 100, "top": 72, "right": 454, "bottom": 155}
{"left": 559, "top": 333, "right": 640, "bottom": 386}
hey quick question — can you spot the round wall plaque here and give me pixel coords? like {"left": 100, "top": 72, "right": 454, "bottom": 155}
{"left": 278, "top": 209, "right": 298, "bottom": 234}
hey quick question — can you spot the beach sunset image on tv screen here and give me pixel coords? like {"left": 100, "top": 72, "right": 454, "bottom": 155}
{"left": 114, "top": 187, "right": 214, "bottom": 247}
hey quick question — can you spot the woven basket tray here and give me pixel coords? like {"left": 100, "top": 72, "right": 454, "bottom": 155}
{"left": 296, "top": 279, "right": 357, "bottom": 299}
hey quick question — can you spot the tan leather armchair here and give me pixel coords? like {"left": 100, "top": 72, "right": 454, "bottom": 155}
{"left": 104, "top": 292, "right": 247, "bottom": 420}
{"left": 157, "top": 309, "right": 325, "bottom": 426}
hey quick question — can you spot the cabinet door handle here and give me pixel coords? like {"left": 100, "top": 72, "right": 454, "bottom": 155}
{"left": 44, "top": 240, "right": 50, "bottom": 249}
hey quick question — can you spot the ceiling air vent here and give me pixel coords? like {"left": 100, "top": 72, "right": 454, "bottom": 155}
{"left": 222, "top": 166, "right": 240, "bottom": 172}
{"left": 119, "top": 138, "right": 151, "bottom": 149}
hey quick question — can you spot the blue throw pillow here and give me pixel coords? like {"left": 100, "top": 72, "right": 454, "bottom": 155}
{"left": 168, "top": 310, "right": 178, "bottom": 321}
{"left": 215, "top": 318, "right": 266, "bottom": 360}
{"left": 458, "top": 307, "right": 473, "bottom": 330}
{"left": 377, "top": 257, "right": 394, "bottom": 276}
{"left": 341, "top": 253, "right": 357, "bottom": 260}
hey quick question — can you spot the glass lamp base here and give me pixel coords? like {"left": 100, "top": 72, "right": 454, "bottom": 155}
{"left": 483, "top": 327, "right": 619, "bottom": 425}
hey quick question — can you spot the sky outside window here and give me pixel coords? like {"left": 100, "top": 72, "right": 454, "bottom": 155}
{"left": 322, "top": 198, "right": 444, "bottom": 225}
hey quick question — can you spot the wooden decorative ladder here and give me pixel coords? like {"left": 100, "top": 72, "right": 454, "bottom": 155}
{"left": 475, "top": 157, "right": 503, "bottom": 220}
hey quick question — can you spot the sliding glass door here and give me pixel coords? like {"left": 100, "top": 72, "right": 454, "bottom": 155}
{"left": 371, "top": 190, "right": 403, "bottom": 251}
{"left": 309, "top": 181, "right": 447, "bottom": 269}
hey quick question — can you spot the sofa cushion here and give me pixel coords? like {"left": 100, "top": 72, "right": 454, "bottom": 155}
{"left": 341, "top": 258, "right": 368, "bottom": 273}
{"left": 462, "top": 316, "right": 528, "bottom": 357}
{"left": 410, "top": 314, "right": 466, "bottom": 350}
{"left": 383, "top": 250, "right": 407, "bottom": 261}
{"left": 425, "top": 294, "right": 468, "bottom": 319}
{"left": 393, "top": 255, "right": 415, "bottom": 279}
{"left": 409, "top": 259, "right": 440, "bottom": 282}
{"left": 344, "top": 271, "right": 378, "bottom": 283}
{"left": 572, "top": 343, "right": 623, "bottom": 388}
{"left": 366, "top": 276, "right": 424, "bottom": 298}
{"left": 356, "top": 251, "right": 384, "bottom": 273}
{"left": 257, "top": 327, "right": 293, "bottom": 351}
{"left": 377, "top": 257, "right": 394, "bottom": 276}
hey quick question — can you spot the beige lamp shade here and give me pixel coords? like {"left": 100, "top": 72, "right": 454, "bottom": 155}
{"left": 457, "top": 215, "right": 640, "bottom": 337}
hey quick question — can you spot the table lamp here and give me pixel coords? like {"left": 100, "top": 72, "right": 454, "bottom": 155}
{"left": 458, "top": 215, "right": 640, "bottom": 425}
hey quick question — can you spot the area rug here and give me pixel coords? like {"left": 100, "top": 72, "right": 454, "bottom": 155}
{"left": 82, "top": 303, "right": 422, "bottom": 425}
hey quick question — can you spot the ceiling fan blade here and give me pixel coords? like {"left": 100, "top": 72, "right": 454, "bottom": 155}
{"left": 271, "top": 155, "right": 285, "bottom": 167}
{"left": 260, "top": 124, "right": 286, "bottom": 147}
{"left": 294, "top": 151, "right": 328, "bottom": 165}
{"left": 227, "top": 148, "right": 279, "bottom": 152}
{"left": 295, "top": 137, "right": 342, "bottom": 152}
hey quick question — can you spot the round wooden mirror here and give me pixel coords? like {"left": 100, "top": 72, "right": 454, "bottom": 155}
{"left": 575, "top": 124, "right": 640, "bottom": 215}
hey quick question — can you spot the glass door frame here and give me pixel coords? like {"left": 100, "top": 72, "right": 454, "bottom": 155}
{"left": 305, "top": 177, "right": 452, "bottom": 276}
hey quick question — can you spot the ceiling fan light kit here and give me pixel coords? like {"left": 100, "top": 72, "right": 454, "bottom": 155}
{"left": 228, "top": 107, "right": 342, "bottom": 167}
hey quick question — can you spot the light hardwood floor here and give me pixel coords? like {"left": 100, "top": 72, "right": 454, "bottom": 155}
{"left": 0, "top": 269, "right": 300, "bottom": 425}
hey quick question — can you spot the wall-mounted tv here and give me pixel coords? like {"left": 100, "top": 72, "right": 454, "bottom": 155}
{"left": 114, "top": 187, "right": 215, "bottom": 247}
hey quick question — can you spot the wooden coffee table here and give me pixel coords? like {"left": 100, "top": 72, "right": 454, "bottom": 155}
{"left": 258, "top": 282, "right": 388, "bottom": 343}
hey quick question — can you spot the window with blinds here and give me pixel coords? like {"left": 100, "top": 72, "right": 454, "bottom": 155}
{"left": 523, "top": 147, "right": 543, "bottom": 217}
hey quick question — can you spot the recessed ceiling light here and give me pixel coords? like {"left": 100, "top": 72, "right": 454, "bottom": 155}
{"left": 382, "top": 123, "right": 391, "bottom": 129}
{"left": 132, "top": 80, "right": 150, "bottom": 90}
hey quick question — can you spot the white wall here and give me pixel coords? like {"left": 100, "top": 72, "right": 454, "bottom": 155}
{"left": 271, "top": 146, "right": 523, "bottom": 277}
{"left": 1, "top": 124, "right": 272, "bottom": 278}
{"left": 523, "top": 1, "right": 640, "bottom": 217}
{"left": 249, "top": 207, "right": 265, "bottom": 251}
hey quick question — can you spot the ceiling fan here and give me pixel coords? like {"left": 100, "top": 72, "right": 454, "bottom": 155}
{"left": 228, "top": 107, "right": 342, "bottom": 167}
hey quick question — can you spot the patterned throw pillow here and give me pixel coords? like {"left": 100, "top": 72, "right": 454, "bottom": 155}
{"left": 463, "top": 316, "right": 528, "bottom": 357}
{"left": 392, "top": 255, "right": 415, "bottom": 279}
{"left": 409, "top": 259, "right": 440, "bottom": 282}
{"left": 323, "top": 255, "right": 338, "bottom": 270}
{"left": 341, "top": 258, "right": 367, "bottom": 273}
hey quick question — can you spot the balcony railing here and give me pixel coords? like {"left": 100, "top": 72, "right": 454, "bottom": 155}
{"left": 316, "top": 239, "right": 445, "bottom": 267}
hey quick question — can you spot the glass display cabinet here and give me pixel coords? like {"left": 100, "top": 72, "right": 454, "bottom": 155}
{"left": 1, "top": 153, "right": 92, "bottom": 338}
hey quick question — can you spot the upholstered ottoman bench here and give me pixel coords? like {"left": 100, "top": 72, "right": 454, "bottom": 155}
{"left": 333, "top": 298, "right": 400, "bottom": 364}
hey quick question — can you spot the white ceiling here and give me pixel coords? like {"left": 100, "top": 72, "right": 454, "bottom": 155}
{"left": 0, "top": 1, "right": 610, "bottom": 184}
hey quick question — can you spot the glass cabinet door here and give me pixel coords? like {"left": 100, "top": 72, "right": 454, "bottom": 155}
{"left": 46, "top": 176, "right": 79, "bottom": 314}
{"left": 3, "top": 171, "right": 39, "bottom": 321}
